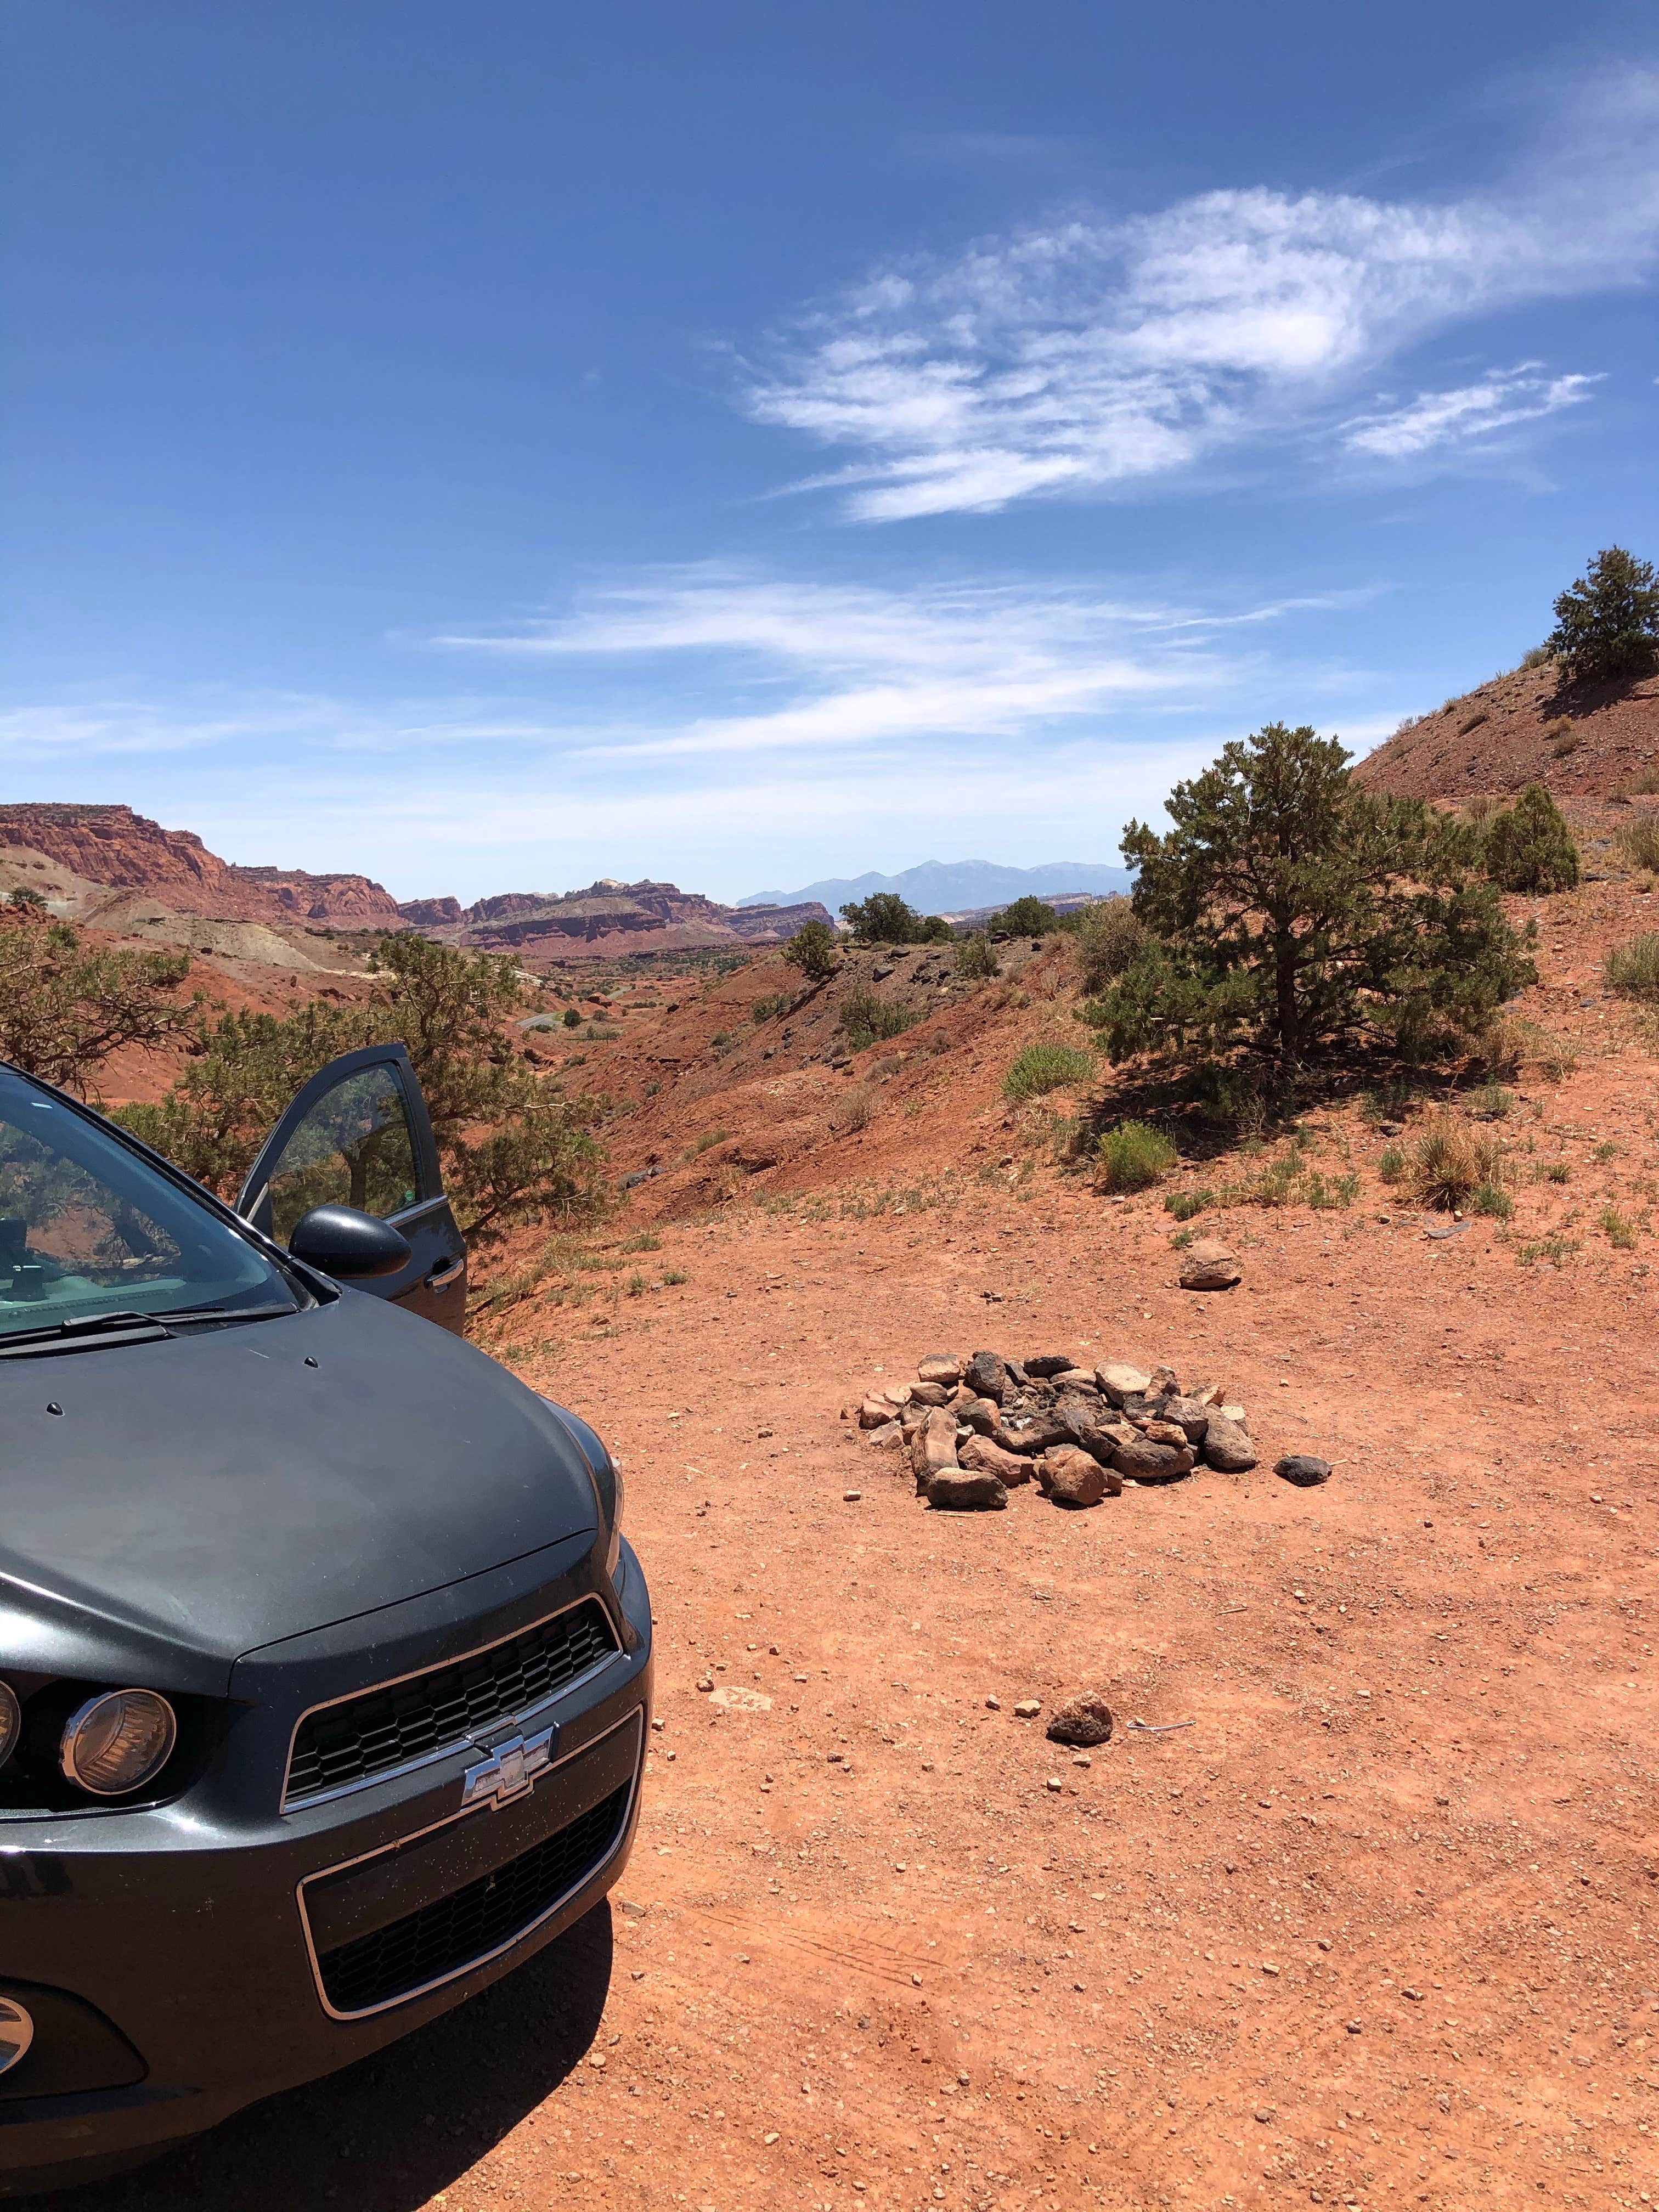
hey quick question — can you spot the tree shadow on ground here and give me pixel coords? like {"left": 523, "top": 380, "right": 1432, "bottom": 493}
{"left": 25, "top": 1903, "right": 614, "bottom": 2212}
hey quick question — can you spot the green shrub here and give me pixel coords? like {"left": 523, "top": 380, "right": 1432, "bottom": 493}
{"left": 1543, "top": 1161, "right": 1571, "bottom": 1183}
{"left": 839, "top": 984, "right": 917, "bottom": 1052}
{"left": 783, "top": 918, "right": 840, "bottom": 981}
{"left": 1479, "top": 1013, "right": 1577, "bottom": 1081}
{"left": 990, "top": 895, "right": 1060, "bottom": 937}
{"left": 1626, "top": 768, "right": 1659, "bottom": 797}
{"left": 839, "top": 893, "right": 950, "bottom": 945}
{"left": 562, "top": 1006, "right": 583, "bottom": 1028}
{"left": 1593, "top": 1140, "right": 1618, "bottom": 1163}
{"left": 1548, "top": 719, "right": 1583, "bottom": 758}
{"left": 1600, "top": 1204, "right": 1638, "bottom": 1249}
{"left": 1404, "top": 1115, "right": 1503, "bottom": 1212}
{"left": 1305, "top": 1170, "right": 1360, "bottom": 1211}
{"left": 663, "top": 1267, "right": 689, "bottom": 1286}
{"left": 1605, "top": 932, "right": 1659, "bottom": 1001}
{"left": 1545, "top": 546, "right": 1659, "bottom": 684}
{"left": 1468, "top": 1084, "right": 1513, "bottom": 1120}
{"left": 1378, "top": 1145, "right": 1406, "bottom": 1183}
{"left": 752, "top": 992, "right": 790, "bottom": 1024}
{"left": 1163, "top": 1187, "right": 1212, "bottom": 1221}
{"left": 953, "top": 932, "right": 999, "bottom": 980}
{"left": 1075, "top": 896, "right": 1148, "bottom": 994}
{"left": 1615, "top": 817, "right": 1659, "bottom": 873}
{"left": 1097, "top": 1119, "right": 1178, "bottom": 1192}
{"left": 623, "top": 1229, "right": 662, "bottom": 1251}
{"left": 1003, "top": 1041, "right": 1094, "bottom": 1100}
{"left": 1482, "top": 784, "right": 1581, "bottom": 893}
{"left": 1469, "top": 1182, "right": 1514, "bottom": 1218}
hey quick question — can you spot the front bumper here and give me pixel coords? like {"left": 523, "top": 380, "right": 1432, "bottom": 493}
{"left": 0, "top": 1536, "right": 652, "bottom": 2191}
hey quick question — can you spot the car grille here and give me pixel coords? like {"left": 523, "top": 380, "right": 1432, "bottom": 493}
{"left": 285, "top": 1600, "right": 618, "bottom": 1805}
{"left": 316, "top": 1779, "right": 632, "bottom": 2015}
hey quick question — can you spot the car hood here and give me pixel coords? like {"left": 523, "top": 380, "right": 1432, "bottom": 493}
{"left": 0, "top": 1294, "right": 600, "bottom": 1682}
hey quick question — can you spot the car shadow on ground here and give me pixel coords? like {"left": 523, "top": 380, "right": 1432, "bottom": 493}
{"left": 24, "top": 1903, "right": 613, "bottom": 2211}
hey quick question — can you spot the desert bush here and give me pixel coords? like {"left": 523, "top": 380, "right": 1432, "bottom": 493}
{"left": 1542, "top": 1161, "right": 1571, "bottom": 1183}
{"left": 953, "top": 932, "right": 999, "bottom": 980}
{"left": 839, "top": 984, "right": 917, "bottom": 1052}
{"left": 1482, "top": 783, "right": 1581, "bottom": 893}
{"left": 1377, "top": 1145, "right": 1406, "bottom": 1183}
{"left": 1003, "top": 1041, "right": 1094, "bottom": 1101}
{"left": 562, "top": 1006, "right": 582, "bottom": 1029}
{"left": 1462, "top": 794, "right": 1497, "bottom": 826}
{"left": 751, "top": 992, "right": 791, "bottom": 1024}
{"left": 1467, "top": 1084, "right": 1513, "bottom": 1119}
{"left": 1468, "top": 1181, "right": 1514, "bottom": 1218}
{"left": 1604, "top": 932, "right": 1659, "bottom": 1002}
{"left": 839, "top": 893, "right": 950, "bottom": 946}
{"left": 0, "top": 910, "right": 201, "bottom": 1096}
{"left": 1545, "top": 545, "right": 1659, "bottom": 684}
{"left": 117, "top": 933, "right": 607, "bottom": 1246}
{"left": 1600, "top": 1205, "right": 1639, "bottom": 1249}
{"left": 1626, "top": 768, "right": 1659, "bottom": 797}
{"left": 1163, "top": 1187, "right": 1212, "bottom": 1221}
{"left": 990, "top": 895, "right": 1061, "bottom": 937}
{"left": 1479, "top": 1012, "right": 1577, "bottom": 1081}
{"left": 1075, "top": 896, "right": 1147, "bottom": 994}
{"left": 782, "top": 918, "right": 840, "bottom": 982}
{"left": 1404, "top": 1115, "right": 1504, "bottom": 1212}
{"left": 1091, "top": 722, "right": 1531, "bottom": 1073}
{"left": 1548, "top": 719, "right": 1583, "bottom": 758}
{"left": 1520, "top": 644, "right": 1555, "bottom": 671}
{"left": 831, "top": 1082, "right": 874, "bottom": 1135}
{"left": 1615, "top": 817, "right": 1659, "bottom": 873}
{"left": 1097, "top": 1119, "right": 1178, "bottom": 1192}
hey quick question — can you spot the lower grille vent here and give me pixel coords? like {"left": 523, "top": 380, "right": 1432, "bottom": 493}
{"left": 317, "top": 1781, "right": 631, "bottom": 2015}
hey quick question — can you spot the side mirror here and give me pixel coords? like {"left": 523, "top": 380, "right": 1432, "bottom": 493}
{"left": 288, "top": 1204, "right": 412, "bottom": 1280}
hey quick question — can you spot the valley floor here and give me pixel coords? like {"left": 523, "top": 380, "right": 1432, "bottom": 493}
{"left": 64, "top": 1182, "right": 1658, "bottom": 2212}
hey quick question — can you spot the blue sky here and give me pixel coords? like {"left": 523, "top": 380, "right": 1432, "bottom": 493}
{"left": 4, "top": 1, "right": 1657, "bottom": 904}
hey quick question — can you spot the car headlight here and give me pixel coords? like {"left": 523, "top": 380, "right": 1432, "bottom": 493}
{"left": 0, "top": 1683, "right": 18, "bottom": 1769}
{"left": 60, "top": 1689, "right": 177, "bottom": 1797}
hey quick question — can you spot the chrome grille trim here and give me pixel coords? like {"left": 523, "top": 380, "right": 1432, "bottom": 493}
{"left": 280, "top": 1594, "right": 619, "bottom": 1812}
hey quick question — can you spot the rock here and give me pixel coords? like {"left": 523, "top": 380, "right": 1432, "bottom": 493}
{"left": 1014, "top": 1699, "right": 1041, "bottom": 1718}
{"left": 960, "top": 1434, "right": 1033, "bottom": 1487}
{"left": 917, "top": 1353, "right": 963, "bottom": 1386}
{"left": 1037, "top": 1446, "right": 1118, "bottom": 1507}
{"left": 872, "top": 963, "right": 895, "bottom": 980}
{"left": 1178, "top": 1237, "right": 1242, "bottom": 1291}
{"left": 1161, "top": 1396, "right": 1211, "bottom": 1444}
{"left": 946, "top": 1384, "right": 981, "bottom": 1411}
{"left": 1054, "top": 1370, "right": 1101, "bottom": 1396}
{"left": 909, "top": 1381, "right": 952, "bottom": 1408}
{"left": 1003, "top": 1359, "right": 1030, "bottom": 1388}
{"left": 965, "top": 1350, "right": 1009, "bottom": 1403}
{"left": 1046, "top": 1691, "right": 1114, "bottom": 1748}
{"left": 959, "top": 1398, "right": 1000, "bottom": 1437}
{"left": 1276, "top": 1454, "right": 1331, "bottom": 1488}
{"left": 1097, "top": 1361, "right": 1152, "bottom": 1406}
{"left": 989, "top": 1421, "right": 1041, "bottom": 1457}
{"left": 1147, "top": 1364, "right": 1180, "bottom": 1396}
{"left": 912, "top": 1407, "right": 961, "bottom": 1488}
{"left": 1202, "top": 1413, "right": 1258, "bottom": 1472}
{"left": 1219, "top": 1400, "right": 1248, "bottom": 1425}
{"left": 926, "top": 1468, "right": 1008, "bottom": 1511}
{"left": 865, "top": 1419, "right": 904, "bottom": 1449}
{"left": 1143, "top": 1418, "right": 1191, "bottom": 1449}
{"left": 858, "top": 1396, "right": 897, "bottom": 1429}
{"left": 1023, "top": 1353, "right": 1077, "bottom": 1379}
{"left": 1110, "top": 1435, "right": 1195, "bottom": 1483}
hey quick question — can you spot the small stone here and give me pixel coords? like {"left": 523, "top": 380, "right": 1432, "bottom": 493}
{"left": 1276, "top": 1454, "right": 1331, "bottom": 1488}
{"left": 957, "top": 1397, "right": 1002, "bottom": 1438}
{"left": 843, "top": 1489, "right": 862, "bottom": 1502}
{"left": 965, "top": 1350, "right": 1009, "bottom": 1402}
{"left": 917, "top": 1353, "right": 963, "bottom": 1387}
{"left": 1202, "top": 1413, "right": 1258, "bottom": 1473}
{"left": 1036, "top": 1444, "right": 1115, "bottom": 1507}
{"left": 1254, "top": 2106, "right": 1273, "bottom": 2123}
{"left": 1096, "top": 1361, "right": 1151, "bottom": 1406}
{"left": 960, "top": 1433, "right": 1032, "bottom": 1487}
{"left": 865, "top": 1419, "right": 903, "bottom": 1449}
{"left": 858, "top": 1396, "right": 898, "bottom": 1429}
{"left": 1346, "top": 2020, "right": 1363, "bottom": 2035}
{"left": 697, "top": 1677, "right": 714, "bottom": 1692}
{"left": 1142, "top": 1418, "right": 1190, "bottom": 1448}
{"left": 1046, "top": 1691, "right": 1114, "bottom": 1747}
{"left": 1071, "top": 1753, "right": 1091, "bottom": 1768}
{"left": 1023, "top": 1353, "right": 1077, "bottom": 1379}
{"left": 908, "top": 1380, "right": 952, "bottom": 1408}
{"left": 926, "top": 1468, "right": 1008, "bottom": 1511}
{"left": 985, "top": 1695, "right": 1002, "bottom": 1711}
{"left": 1178, "top": 1237, "right": 1242, "bottom": 1291}
{"left": 1161, "top": 1395, "right": 1211, "bottom": 1444}
{"left": 1013, "top": 1699, "right": 1042, "bottom": 1718}
{"left": 1147, "top": 1364, "right": 1179, "bottom": 1396}
{"left": 1110, "top": 1434, "right": 1194, "bottom": 1483}
{"left": 1045, "top": 1776, "right": 1064, "bottom": 1792}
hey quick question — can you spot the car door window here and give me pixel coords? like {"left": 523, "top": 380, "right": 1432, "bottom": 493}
{"left": 259, "top": 1064, "right": 424, "bottom": 1244}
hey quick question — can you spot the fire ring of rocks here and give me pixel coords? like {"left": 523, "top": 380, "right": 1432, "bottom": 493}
{"left": 856, "top": 1351, "right": 1329, "bottom": 1511}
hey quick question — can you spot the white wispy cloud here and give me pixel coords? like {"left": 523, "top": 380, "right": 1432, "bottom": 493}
{"left": 1339, "top": 365, "right": 1599, "bottom": 458}
{"left": 737, "top": 69, "right": 1659, "bottom": 518}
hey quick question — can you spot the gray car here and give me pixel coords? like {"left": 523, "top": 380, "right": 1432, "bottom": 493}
{"left": 0, "top": 1043, "right": 651, "bottom": 2193}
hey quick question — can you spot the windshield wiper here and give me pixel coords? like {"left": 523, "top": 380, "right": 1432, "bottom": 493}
{"left": 0, "top": 1302, "right": 297, "bottom": 1359}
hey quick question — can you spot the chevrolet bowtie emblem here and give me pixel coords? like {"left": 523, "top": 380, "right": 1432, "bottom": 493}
{"left": 461, "top": 1721, "right": 557, "bottom": 1812}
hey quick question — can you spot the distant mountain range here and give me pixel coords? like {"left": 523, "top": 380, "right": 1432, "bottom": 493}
{"left": 739, "top": 859, "right": 1131, "bottom": 916}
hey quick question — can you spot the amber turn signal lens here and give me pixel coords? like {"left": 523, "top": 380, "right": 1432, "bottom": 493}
{"left": 60, "top": 1689, "right": 177, "bottom": 1797}
{"left": 0, "top": 1683, "right": 19, "bottom": 1769}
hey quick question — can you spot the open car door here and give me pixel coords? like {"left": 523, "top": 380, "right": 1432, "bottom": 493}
{"left": 236, "top": 1043, "right": 469, "bottom": 1333}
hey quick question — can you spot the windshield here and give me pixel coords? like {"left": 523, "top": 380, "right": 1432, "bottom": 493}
{"left": 0, "top": 1067, "right": 294, "bottom": 1339}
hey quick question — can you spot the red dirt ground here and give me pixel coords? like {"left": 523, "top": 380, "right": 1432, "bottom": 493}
{"left": 52, "top": 872, "right": 1659, "bottom": 2212}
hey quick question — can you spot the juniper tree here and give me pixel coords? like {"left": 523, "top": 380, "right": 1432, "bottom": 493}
{"left": 1088, "top": 721, "right": 1534, "bottom": 1073}
{"left": 1546, "top": 546, "right": 1659, "bottom": 685}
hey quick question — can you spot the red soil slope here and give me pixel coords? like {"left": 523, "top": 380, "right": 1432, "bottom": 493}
{"left": 1357, "top": 664, "right": 1659, "bottom": 800}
